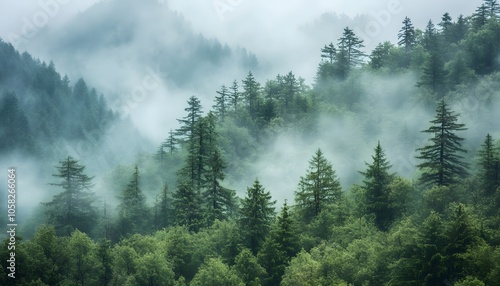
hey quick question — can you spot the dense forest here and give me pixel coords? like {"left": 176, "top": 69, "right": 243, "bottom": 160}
{"left": 2, "top": 0, "right": 500, "bottom": 285}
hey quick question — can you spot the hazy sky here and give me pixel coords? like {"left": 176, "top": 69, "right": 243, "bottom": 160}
{"left": 0, "top": 0, "right": 482, "bottom": 83}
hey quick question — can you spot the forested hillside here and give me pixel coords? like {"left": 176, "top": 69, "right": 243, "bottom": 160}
{"left": 0, "top": 39, "right": 114, "bottom": 157}
{"left": 1, "top": 1, "right": 500, "bottom": 285}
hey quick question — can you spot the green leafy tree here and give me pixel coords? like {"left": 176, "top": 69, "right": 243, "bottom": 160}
{"left": 234, "top": 249, "right": 267, "bottom": 286}
{"left": 67, "top": 230, "right": 101, "bottom": 286}
{"left": 97, "top": 239, "right": 113, "bottom": 286}
{"left": 135, "top": 252, "right": 175, "bottom": 286}
{"left": 295, "top": 149, "right": 342, "bottom": 223}
{"left": 190, "top": 258, "right": 244, "bottom": 286}
{"left": 117, "top": 166, "right": 149, "bottom": 236}
{"left": 369, "top": 41, "right": 395, "bottom": 70}
{"left": 359, "top": 142, "right": 394, "bottom": 231}
{"left": 44, "top": 156, "right": 97, "bottom": 236}
{"left": 416, "top": 100, "right": 468, "bottom": 187}
{"left": 239, "top": 179, "right": 276, "bottom": 254}
{"left": 281, "top": 250, "right": 321, "bottom": 286}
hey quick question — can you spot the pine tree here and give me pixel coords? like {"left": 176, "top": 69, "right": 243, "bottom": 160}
{"left": 229, "top": 79, "right": 240, "bottom": 111}
{"left": 178, "top": 116, "right": 208, "bottom": 191}
{"left": 213, "top": 84, "right": 229, "bottom": 121}
{"left": 176, "top": 95, "right": 203, "bottom": 143}
{"left": 240, "top": 179, "right": 276, "bottom": 254}
{"left": 359, "top": 142, "right": 394, "bottom": 231}
{"left": 478, "top": 133, "right": 500, "bottom": 196}
{"left": 369, "top": 41, "right": 394, "bottom": 70}
{"left": 172, "top": 181, "right": 203, "bottom": 232}
{"left": 242, "top": 71, "right": 261, "bottom": 117}
{"left": 416, "top": 100, "right": 468, "bottom": 187}
{"left": 423, "top": 20, "right": 439, "bottom": 52}
{"left": 439, "top": 13, "right": 454, "bottom": 43}
{"left": 484, "top": 0, "right": 500, "bottom": 18}
{"left": 417, "top": 50, "right": 447, "bottom": 99}
{"left": 473, "top": 4, "right": 489, "bottom": 29}
{"left": 154, "top": 183, "right": 173, "bottom": 230}
{"left": 258, "top": 201, "right": 300, "bottom": 286}
{"left": 44, "top": 156, "right": 97, "bottom": 236}
{"left": 0, "top": 91, "right": 34, "bottom": 154}
{"left": 320, "top": 42, "right": 336, "bottom": 64}
{"left": 295, "top": 149, "right": 342, "bottom": 223}
{"left": 201, "top": 112, "right": 235, "bottom": 224}
{"left": 337, "top": 27, "right": 365, "bottom": 77}
{"left": 162, "top": 129, "right": 178, "bottom": 155}
{"left": 398, "top": 17, "right": 417, "bottom": 51}
{"left": 117, "top": 166, "right": 148, "bottom": 236}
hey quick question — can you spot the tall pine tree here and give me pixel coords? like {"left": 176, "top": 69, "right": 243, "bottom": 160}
{"left": 359, "top": 142, "right": 394, "bottom": 231}
{"left": 416, "top": 100, "right": 468, "bottom": 187}
{"left": 478, "top": 133, "right": 500, "bottom": 196}
{"left": 44, "top": 156, "right": 97, "bottom": 236}
{"left": 295, "top": 149, "right": 342, "bottom": 223}
{"left": 117, "top": 166, "right": 149, "bottom": 236}
{"left": 240, "top": 179, "right": 276, "bottom": 254}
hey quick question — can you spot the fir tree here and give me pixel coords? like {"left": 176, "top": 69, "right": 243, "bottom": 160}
{"left": 172, "top": 181, "right": 203, "bottom": 232}
{"left": 295, "top": 149, "right": 342, "bottom": 223}
{"left": 213, "top": 84, "right": 229, "bottom": 121}
{"left": 242, "top": 71, "right": 261, "bottom": 117}
{"left": 44, "top": 156, "right": 97, "bottom": 236}
{"left": 320, "top": 42, "right": 336, "bottom": 64}
{"left": 176, "top": 95, "right": 203, "bottom": 143}
{"left": 162, "top": 129, "right": 178, "bottom": 155}
{"left": 398, "top": 17, "right": 417, "bottom": 51}
{"left": 359, "top": 142, "right": 394, "bottom": 231}
{"left": 201, "top": 112, "right": 236, "bottom": 225}
{"left": 154, "top": 183, "right": 173, "bottom": 230}
{"left": 229, "top": 79, "right": 240, "bottom": 111}
{"left": 240, "top": 179, "right": 276, "bottom": 254}
{"left": 336, "top": 27, "right": 365, "bottom": 78}
{"left": 416, "top": 100, "right": 468, "bottom": 187}
{"left": 117, "top": 166, "right": 148, "bottom": 236}
{"left": 478, "top": 133, "right": 500, "bottom": 196}
{"left": 258, "top": 201, "right": 300, "bottom": 286}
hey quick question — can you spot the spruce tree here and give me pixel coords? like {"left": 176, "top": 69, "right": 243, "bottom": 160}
{"left": 201, "top": 112, "right": 236, "bottom": 224}
{"left": 213, "top": 84, "right": 229, "bottom": 121}
{"left": 44, "top": 156, "right": 97, "bottom": 236}
{"left": 258, "top": 201, "right": 299, "bottom": 286}
{"left": 398, "top": 17, "right": 417, "bottom": 51}
{"left": 162, "top": 129, "right": 178, "bottom": 155}
{"left": 229, "top": 79, "right": 240, "bottom": 112}
{"left": 117, "top": 166, "right": 148, "bottom": 236}
{"left": 320, "top": 42, "right": 336, "bottom": 64}
{"left": 176, "top": 95, "right": 203, "bottom": 143}
{"left": 242, "top": 71, "right": 261, "bottom": 117}
{"left": 478, "top": 133, "right": 500, "bottom": 196}
{"left": 337, "top": 27, "right": 365, "bottom": 73}
{"left": 416, "top": 100, "right": 468, "bottom": 187}
{"left": 240, "top": 179, "right": 276, "bottom": 254}
{"left": 359, "top": 142, "right": 394, "bottom": 231}
{"left": 295, "top": 149, "right": 342, "bottom": 223}
{"left": 172, "top": 181, "right": 203, "bottom": 232}
{"left": 154, "top": 183, "right": 173, "bottom": 230}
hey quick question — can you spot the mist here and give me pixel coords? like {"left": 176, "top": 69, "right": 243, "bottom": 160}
{"left": 1, "top": 0, "right": 499, "bottom": 234}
